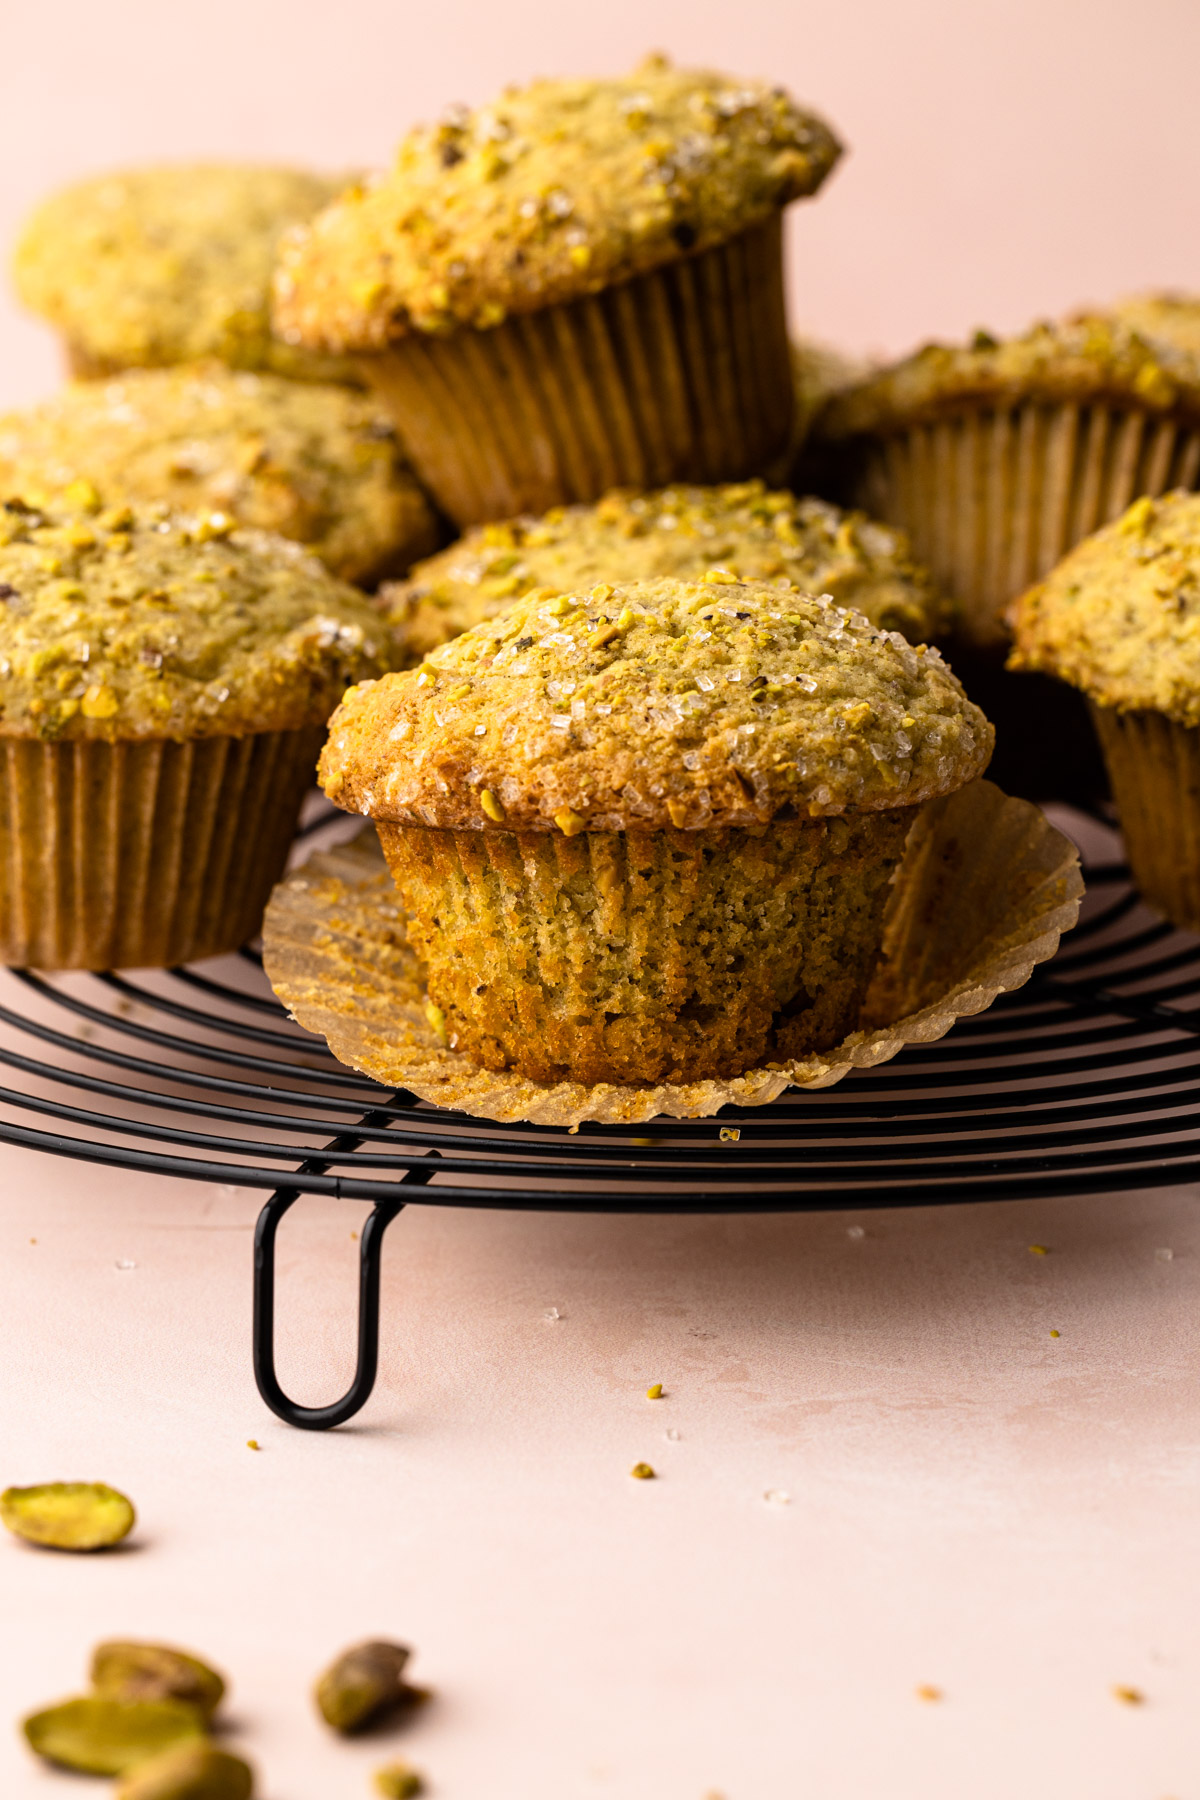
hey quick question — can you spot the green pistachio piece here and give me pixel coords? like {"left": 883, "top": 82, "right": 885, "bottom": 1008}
{"left": 115, "top": 1742, "right": 254, "bottom": 1800}
{"left": 91, "top": 1641, "right": 227, "bottom": 1720}
{"left": 374, "top": 1761, "right": 424, "bottom": 1798}
{"left": 314, "top": 1639, "right": 410, "bottom": 1733}
{"left": 22, "top": 1695, "right": 207, "bottom": 1775}
{"left": 1, "top": 1480, "right": 135, "bottom": 1550}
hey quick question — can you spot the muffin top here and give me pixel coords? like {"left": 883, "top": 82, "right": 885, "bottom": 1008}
{"left": 0, "top": 500, "right": 396, "bottom": 742}
{"left": 0, "top": 365, "right": 439, "bottom": 588}
{"left": 273, "top": 56, "right": 840, "bottom": 351}
{"left": 384, "top": 480, "right": 942, "bottom": 662}
{"left": 14, "top": 163, "right": 356, "bottom": 382}
{"left": 820, "top": 314, "right": 1200, "bottom": 437}
{"left": 1009, "top": 490, "right": 1200, "bottom": 723}
{"left": 1108, "top": 291, "right": 1200, "bottom": 360}
{"left": 320, "top": 575, "right": 991, "bottom": 832}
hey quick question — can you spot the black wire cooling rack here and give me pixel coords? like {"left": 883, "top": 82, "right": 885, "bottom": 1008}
{"left": 2, "top": 804, "right": 1198, "bottom": 1429}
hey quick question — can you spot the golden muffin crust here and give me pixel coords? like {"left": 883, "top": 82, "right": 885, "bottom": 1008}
{"left": 273, "top": 55, "right": 840, "bottom": 352}
{"left": 0, "top": 500, "right": 396, "bottom": 741}
{"left": 1009, "top": 490, "right": 1200, "bottom": 723}
{"left": 384, "top": 480, "right": 942, "bottom": 660}
{"left": 14, "top": 163, "right": 357, "bottom": 383}
{"left": 0, "top": 366, "right": 438, "bottom": 588}
{"left": 1108, "top": 291, "right": 1200, "bottom": 360}
{"left": 821, "top": 314, "right": 1200, "bottom": 439}
{"left": 321, "top": 575, "right": 991, "bottom": 832}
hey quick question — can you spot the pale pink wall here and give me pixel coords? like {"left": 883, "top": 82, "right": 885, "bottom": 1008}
{"left": 0, "top": 0, "right": 1197, "bottom": 407}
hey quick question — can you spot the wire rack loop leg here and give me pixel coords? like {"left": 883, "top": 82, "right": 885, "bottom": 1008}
{"left": 253, "top": 1189, "right": 407, "bottom": 1430}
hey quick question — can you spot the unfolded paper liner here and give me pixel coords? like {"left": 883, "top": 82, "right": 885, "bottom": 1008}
{"left": 0, "top": 727, "right": 324, "bottom": 969}
{"left": 262, "top": 780, "right": 1083, "bottom": 1129}
{"left": 1089, "top": 703, "right": 1200, "bottom": 932}
{"left": 360, "top": 214, "right": 795, "bottom": 527}
{"left": 853, "top": 403, "right": 1200, "bottom": 651}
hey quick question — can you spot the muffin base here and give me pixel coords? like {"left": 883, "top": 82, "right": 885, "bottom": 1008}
{"left": 376, "top": 812, "right": 912, "bottom": 1086}
{"left": 0, "top": 728, "right": 323, "bottom": 969}
{"left": 1090, "top": 704, "right": 1200, "bottom": 931}
{"left": 852, "top": 402, "right": 1200, "bottom": 650}
{"left": 262, "top": 782, "right": 1084, "bottom": 1126}
{"left": 361, "top": 215, "right": 795, "bottom": 527}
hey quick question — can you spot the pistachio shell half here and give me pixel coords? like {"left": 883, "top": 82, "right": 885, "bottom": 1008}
{"left": 92, "top": 1641, "right": 226, "bottom": 1721}
{"left": 1, "top": 1480, "right": 135, "bottom": 1550}
{"left": 23, "top": 1695, "right": 207, "bottom": 1775}
{"left": 314, "top": 1639, "right": 410, "bottom": 1733}
{"left": 115, "top": 1742, "right": 254, "bottom": 1799}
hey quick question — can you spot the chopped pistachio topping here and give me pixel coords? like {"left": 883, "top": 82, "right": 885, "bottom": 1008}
{"left": 273, "top": 56, "right": 839, "bottom": 350}
{"left": 384, "top": 478, "right": 942, "bottom": 659}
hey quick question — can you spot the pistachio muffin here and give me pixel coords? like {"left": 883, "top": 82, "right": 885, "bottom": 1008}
{"left": 14, "top": 164, "right": 358, "bottom": 385}
{"left": 819, "top": 313, "right": 1200, "bottom": 651}
{"left": 320, "top": 576, "right": 991, "bottom": 1086}
{"left": 384, "top": 480, "right": 942, "bottom": 662}
{"left": 0, "top": 365, "right": 439, "bottom": 587}
{"left": 0, "top": 499, "right": 395, "bottom": 968}
{"left": 1011, "top": 489, "right": 1200, "bottom": 930}
{"left": 274, "top": 56, "right": 841, "bottom": 525}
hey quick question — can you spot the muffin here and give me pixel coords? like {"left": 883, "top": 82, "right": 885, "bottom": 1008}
{"left": 0, "top": 365, "right": 439, "bottom": 587}
{"left": 273, "top": 56, "right": 841, "bottom": 526}
{"left": 1010, "top": 489, "right": 1200, "bottom": 931}
{"left": 0, "top": 500, "right": 395, "bottom": 968}
{"left": 14, "top": 164, "right": 359, "bottom": 385}
{"left": 319, "top": 576, "right": 992, "bottom": 1086}
{"left": 818, "top": 313, "right": 1200, "bottom": 651}
{"left": 384, "top": 480, "right": 943, "bottom": 663}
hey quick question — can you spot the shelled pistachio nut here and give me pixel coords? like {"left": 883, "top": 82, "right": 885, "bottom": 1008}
{"left": 1, "top": 1480, "right": 135, "bottom": 1550}
{"left": 315, "top": 1640, "right": 411, "bottom": 1733}
{"left": 92, "top": 1642, "right": 226, "bottom": 1721}
{"left": 374, "top": 1761, "right": 424, "bottom": 1798}
{"left": 23, "top": 1695, "right": 207, "bottom": 1775}
{"left": 115, "top": 1742, "right": 254, "bottom": 1799}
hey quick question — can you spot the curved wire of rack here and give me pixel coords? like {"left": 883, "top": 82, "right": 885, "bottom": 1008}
{"left": 2, "top": 804, "right": 1197, "bottom": 1424}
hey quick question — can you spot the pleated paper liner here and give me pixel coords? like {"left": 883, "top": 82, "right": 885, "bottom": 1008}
{"left": 853, "top": 402, "right": 1200, "bottom": 652}
{"left": 262, "top": 780, "right": 1083, "bottom": 1130}
{"left": 359, "top": 213, "right": 795, "bottom": 527}
{"left": 1090, "top": 704, "right": 1200, "bottom": 932}
{"left": 0, "top": 726, "right": 323, "bottom": 969}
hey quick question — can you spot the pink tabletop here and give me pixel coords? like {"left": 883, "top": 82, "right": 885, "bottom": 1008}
{"left": 1, "top": 4, "right": 1199, "bottom": 1795}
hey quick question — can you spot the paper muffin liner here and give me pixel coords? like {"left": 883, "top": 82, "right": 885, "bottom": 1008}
{"left": 854, "top": 402, "right": 1200, "bottom": 651}
{"left": 1089, "top": 704, "right": 1200, "bottom": 931}
{"left": 262, "top": 779, "right": 1082, "bottom": 1129}
{"left": 0, "top": 727, "right": 324, "bottom": 969}
{"left": 361, "top": 214, "right": 795, "bottom": 527}
{"left": 375, "top": 811, "right": 910, "bottom": 1086}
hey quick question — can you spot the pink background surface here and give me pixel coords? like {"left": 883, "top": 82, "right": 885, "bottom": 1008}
{"left": 2, "top": 3, "right": 1200, "bottom": 1795}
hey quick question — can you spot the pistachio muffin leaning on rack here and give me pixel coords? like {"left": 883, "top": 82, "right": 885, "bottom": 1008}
{"left": 273, "top": 55, "right": 841, "bottom": 524}
{"left": 319, "top": 576, "right": 992, "bottom": 1087}
{"left": 383, "top": 480, "right": 943, "bottom": 663}
{"left": 818, "top": 313, "right": 1200, "bottom": 651}
{"left": 14, "top": 163, "right": 359, "bottom": 385}
{"left": 0, "top": 365, "right": 439, "bottom": 587}
{"left": 0, "top": 500, "right": 396, "bottom": 969}
{"left": 1010, "top": 489, "right": 1200, "bottom": 932}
